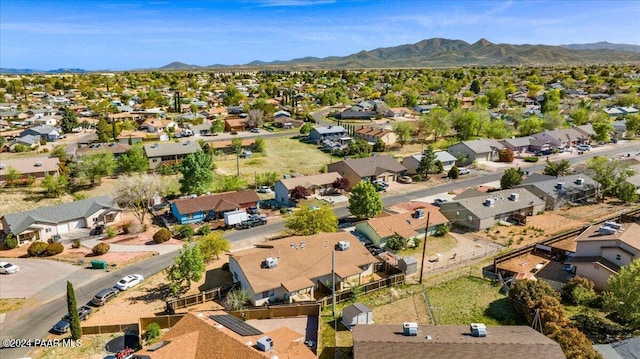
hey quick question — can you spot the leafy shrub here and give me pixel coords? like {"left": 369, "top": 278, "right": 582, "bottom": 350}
{"left": 92, "top": 242, "right": 111, "bottom": 255}
{"left": 144, "top": 322, "right": 161, "bottom": 344}
{"left": 27, "top": 241, "right": 48, "bottom": 256}
{"left": 197, "top": 225, "right": 211, "bottom": 236}
{"left": 73, "top": 193, "right": 88, "bottom": 201}
{"left": 153, "top": 228, "right": 172, "bottom": 244}
{"left": 524, "top": 156, "right": 539, "bottom": 163}
{"left": 434, "top": 224, "right": 450, "bottom": 237}
{"left": 122, "top": 222, "right": 133, "bottom": 234}
{"left": 45, "top": 242, "right": 64, "bottom": 256}
{"left": 177, "top": 225, "right": 195, "bottom": 239}
{"left": 4, "top": 235, "right": 18, "bottom": 249}
{"left": 562, "top": 276, "right": 597, "bottom": 305}
{"left": 385, "top": 235, "right": 407, "bottom": 251}
{"left": 72, "top": 239, "right": 82, "bottom": 249}
{"left": 106, "top": 227, "right": 118, "bottom": 238}
{"left": 448, "top": 166, "right": 459, "bottom": 179}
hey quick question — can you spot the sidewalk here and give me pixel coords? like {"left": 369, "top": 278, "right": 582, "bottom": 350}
{"left": 81, "top": 238, "right": 182, "bottom": 255}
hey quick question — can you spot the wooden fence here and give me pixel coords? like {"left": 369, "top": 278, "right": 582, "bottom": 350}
{"left": 165, "top": 282, "right": 240, "bottom": 314}
{"left": 139, "top": 314, "right": 186, "bottom": 330}
{"left": 318, "top": 273, "right": 405, "bottom": 307}
{"left": 82, "top": 323, "right": 138, "bottom": 335}
{"left": 229, "top": 302, "right": 321, "bottom": 321}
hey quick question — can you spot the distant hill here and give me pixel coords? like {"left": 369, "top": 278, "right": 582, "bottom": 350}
{"left": 158, "top": 62, "right": 202, "bottom": 70}
{"left": 0, "top": 68, "right": 88, "bottom": 74}
{"left": 560, "top": 41, "right": 640, "bottom": 53}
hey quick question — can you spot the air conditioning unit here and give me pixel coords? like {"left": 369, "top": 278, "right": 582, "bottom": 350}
{"left": 413, "top": 209, "right": 425, "bottom": 219}
{"left": 555, "top": 182, "right": 565, "bottom": 189}
{"left": 257, "top": 336, "right": 273, "bottom": 352}
{"left": 470, "top": 323, "right": 487, "bottom": 337}
{"left": 264, "top": 257, "right": 278, "bottom": 269}
{"left": 484, "top": 198, "right": 496, "bottom": 207}
{"left": 604, "top": 221, "right": 622, "bottom": 230}
{"left": 34, "top": 162, "right": 43, "bottom": 167}
{"left": 509, "top": 193, "right": 519, "bottom": 201}
{"left": 575, "top": 178, "right": 585, "bottom": 185}
{"left": 337, "top": 240, "right": 350, "bottom": 251}
{"left": 598, "top": 226, "right": 617, "bottom": 235}
{"left": 403, "top": 322, "right": 418, "bottom": 336}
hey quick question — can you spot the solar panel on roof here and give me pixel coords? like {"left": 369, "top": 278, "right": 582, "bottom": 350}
{"left": 209, "top": 315, "right": 263, "bottom": 336}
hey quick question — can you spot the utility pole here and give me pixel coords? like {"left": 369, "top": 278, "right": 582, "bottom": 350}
{"left": 419, "top": 211, "right": 431, "bottom": 284}
{"left": 332, "top": 250, "right": 336, "bottom": 317}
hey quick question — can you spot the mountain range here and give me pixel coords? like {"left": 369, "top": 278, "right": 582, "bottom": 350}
{"left": 2, "top": 38, "right": 640, "bottom": 73}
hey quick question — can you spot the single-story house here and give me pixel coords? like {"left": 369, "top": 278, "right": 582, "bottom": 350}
{"left": 144, "top": 141, "right": 202, "bottom": 170}
{"left": 517, "top": 173, "right": 600, "bottom": 210}
{"left": 115, "top": 130, "right": 146, "bottom": 144}
{"left": 402, "top": 151, "right": 457, "bottom": 175}
{"left": 74, "top": 142, "right": 131, "bottom": 159}
{"left": 439, "top": 188, "right": 545, "bottom": 231}
{"left": 339, "top": 110, "right": 377, "bottom": 120}
{"left": 352, "top": 324, "right": 565, "bottom": 359}
{"left": 498, "top": 137, "right": 538, "bottom": 154}
{"left": 139, "top": 119, "right": 178, "bottom": 133}
{"left": 353, "top": 126, "right": 398, "bottom": 146}
{"left": 413, "top": 104, "right": 438, "bottom": 114}
{"left": 355, "top": 207, "right": 449, "bottom": 248}
{"left": 274, "top": 172, "right": 343, "bottom": 206}
{"left": 19, "top": 125, "right": 61, "bottom": 142}
{"left": 224, "top": 118, "right": 247, "bottom": 132}
{"left": 0, "top": 156, "right": 60, "bottom": 184}
{"left": 273, "top": 116, "right": 304, "bottom": 129}
{"left": 309, "top": 125, "right": 347, "bottom": 142}
{"left": 594, "top": 336, "right": 640, "bottom": 359}
{"left": 209, "top": 138, "right": 256, "bottom": 154}
{"left": 10, "top": 134, "right": 41, "bottom": 149}
{"left": 1, "top": 195, "right": 121, "bottom": 245}
{"left": 24, "top": 115, "right": 58, "bottom": 127}
{"left": 342, "top": 303, "right": 373, "bottom": 329}
{"left": 170, "top": 190, "right": 260, "bottom": 224}
{"left": 447, "top": 139, "right": 505, "bottom": 164}
{"left": 566, "top": 223, "right": 640, "bottom": 290}
{"left": 612, "top": 119, "right": 628, "bottom": 139}
{"left": 229, "top": 232, "right": 378, "bottom": 306}
{"left": 273, "top": 110, "right": 291, "bottom": 118}
{"left": 531, "top": 128, "right": 590, "bottom": 148}
{"left": 327, "top": 155, "right": 407, "bottom": 190}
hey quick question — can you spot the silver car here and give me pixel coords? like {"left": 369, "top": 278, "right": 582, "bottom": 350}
{"left": 0, "top": 261, "right": 19, "bottom": 274}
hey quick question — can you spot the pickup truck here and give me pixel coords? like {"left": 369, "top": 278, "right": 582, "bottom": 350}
{"left": 235, "top": 215, "right": 267, "bottom": 230}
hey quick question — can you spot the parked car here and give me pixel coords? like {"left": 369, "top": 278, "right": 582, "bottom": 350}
{"left": 91, "top": 287, "right": 119, "bottom": 306}
{"left": 535, "top": 149, "right": 553, "bottom": 156}
{"left": 458, "top": 167, "right": 470, "bottom": 175}
{"left": 250, "top": 128, "right": 260, "bottom": 133}
{"left": 0, "top": 261, "right": 19, "bottom": 274}
{"left": 576, "top": 144, "right": 592, "bottom": 151}
{"left": 433, "top": 198, "right": 448, "bottom": 207}
{"left": 371, "top": 179, "right": 389, "bottom": 187}
{"left": 90, "top": 225, "right": 104, "bottom": 236}
{"left": 240, "top": 150, "right": 252, "bottom": 158}
{"left": 52, "top": 306, "right": 93, "bottom": 333}
{"left": 398, "top": 176, "right": 413, "bottom": 184}
{"left": 247, "top": 206, "right": 260, "bottom": 215}
{"left": 230, "top": 130, "right": 238, "bottom": 135}
{"left": 115, "top": 274, "right": 144, "bottom": 291}
{"left": 235, "top": 215, "right": 267, "bottom": 230}
{"left": 258, "top": 186, "right": 272, "bottom": 193}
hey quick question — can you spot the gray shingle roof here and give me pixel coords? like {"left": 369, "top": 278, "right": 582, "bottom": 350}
{"left": 519, "top": 174, "right": 599, "bottom": 200}
{"left": 2, "top": 195, "right": 120, "bottom": 235}
{"left": 443, "top": 188, "right": 544, "bottom": 220}
{"left": 143, "top": 141, "right": 202, "bottom": 158}
{"left": 341, "top": 155, "right": 407, "bottom": 177}
{"left": 312, "top": 126, "right": 346, "bottom": 135}
{"left": 457, "top": 139, "right": 505, "bottom": 154}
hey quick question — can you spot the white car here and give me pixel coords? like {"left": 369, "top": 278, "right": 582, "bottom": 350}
{"left": 115, "top": 274, "right": 144, "bottom": 290}
{"left": 458, "top": 167, "right": 470, "bottom": 175}
{"left": 258, "top": 186, "right": 272, "bottom": 193}
{"left": 0, "top": 261, "right": 19, "bottom": 274}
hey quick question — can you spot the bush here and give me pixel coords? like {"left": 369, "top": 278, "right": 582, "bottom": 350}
{"left": 45, "top": 242, "right": 64, "bottom": 256}
{"left": 177, "top": 225, "right": 195, "bottom": 239}
{"left": 197, "top": 225, "right": 211, "bottom": 236}
{"left": 524, "top": 156, "right": 539, "bottom": 163}
{"left": 92, "top": 242, "right": 111, "bottom": 256}
{"left": 27, "top": 241, "right": 48, "bottom": 256}
{"left": 4, "top": 235, "right": 18, "bottom": 249}
{"left": 72, "top": 239, "right": 82, "bottom": 249}
{"left": 144, "top": 322, "right": 161, "bottom": 344}
{"left": 106, "top": 227, "right": 118, "bottom": 238}
{"left": 122, "top": 221, "right": 133, "bottom": 234}
{"left": 448, "top": 166, "right": 459, "bottom": 179}
{"left": 153, "top": 228, "right": 172, "bottom": 244}
{"left": 434, "top": 224, "right": 449, "bottom": 237}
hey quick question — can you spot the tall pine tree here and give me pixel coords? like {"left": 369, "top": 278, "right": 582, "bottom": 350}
{"left": 417, "top": 146, "right": 439, "bottom": 180}
{"left": 66, "top": 281, "right": 82, "bottom": 340}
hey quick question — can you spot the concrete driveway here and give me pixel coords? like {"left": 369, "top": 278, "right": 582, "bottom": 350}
{"left": 0, "top": 258, "right": 82, "bottom": 298}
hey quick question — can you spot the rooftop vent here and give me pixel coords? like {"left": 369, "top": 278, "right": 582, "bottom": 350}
{"left": 337, "top": 240, "right": 350, "bottom": 251}
{"left": 263, "top": 257, "right": 278, "bottom": 269}
{"left": 403, "top": 322, "right": 418, "bottom": 336}
{"left": 484, "top": 198, "right": 496, "bottom": 207}
{"left": 470, "top": 323, "right": 487, "bottom": 337}
{"left": 34, "top": 161, "right": 43, "bottom": 167}
{"left": 575, "top": 178, "right": 585, "bottom": 185}
{"left": 555, "top": 181, "right": 566, "bottom": 189}
{"left": 509, "top": 193, "right": 519, "bottom": 201}
{"left": 413, "top": 209, "right": 425, "bottom": 219}
{"left": 598, "top": 226, "right": 617, "bottom": 235}
{"left": 604, "top": 221, "right": 622, "bottom": 230}
{"left": 257, "top": 336, "right": 273, "bottom": 352}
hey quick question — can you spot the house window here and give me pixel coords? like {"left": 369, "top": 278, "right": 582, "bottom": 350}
{"left": 615, "top": 254, "right": 621, "bottom": 261}
{"left": 187, "top": 214, "right": 193, "bottom": 219}
{"left": 45, "top": 228, "right": 52, "bottom": 233}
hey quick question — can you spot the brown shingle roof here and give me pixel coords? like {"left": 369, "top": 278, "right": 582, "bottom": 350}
{"left": 230, "top": 232, "right": 378, "bottom": 294}
{"left": 278, "top": 172, "right": 343, "bottom": 190}
{"left": 363, "top": 209, "right": 449, "bottom": 239}
{"left": 334, "top": 155, "right": 407, "bottom": 178}
{"left": 575, "top": 223, "right": 640, "bottom": 252}
{"left": 170, "top": 190, "right": 259, "bottom": 214}
{"left": 352, "top": 325, "right": 566, "bottom": 359}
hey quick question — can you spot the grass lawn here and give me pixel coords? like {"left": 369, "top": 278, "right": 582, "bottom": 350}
{"left": 0, "top": 298, "right": 25, "bottom": 313}
{"left": 397, "top": 234, "right": 457, "bottom": 258}
{"left": 426, "top": 276, "right": 523, "bottom": 325}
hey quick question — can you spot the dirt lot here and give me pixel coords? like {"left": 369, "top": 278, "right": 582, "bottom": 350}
{"left": 372, "top": 293, "right": 430, "bottom": 324}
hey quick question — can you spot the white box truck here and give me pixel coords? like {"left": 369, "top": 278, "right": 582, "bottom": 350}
{"left": 224, "top": 210, "right": 248, "bottom": 227}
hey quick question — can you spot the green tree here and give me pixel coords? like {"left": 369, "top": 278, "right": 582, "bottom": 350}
{"left": 348, "top": 181, "right": 383, "bottom": 219}
{"left": 4, "top": 167, "right": 21, "bottom": 188}
{"left": 60, "top": 107, "right": 79, "bottom": 133}
{"left": 41, "top": 174, "right": 68, "bottom": 197}
{"left": 393, "top": 122, "right": 413, "bottom": 147}
{"left": 224, "top": 289, "right": 251, "bottom": 311}
{"left": 616, "top": 182, "right": 639, "bottom": 203}
{"left": 508, "top": 279, "right": 559, "bottom": 324}
{"left": 75, "top": 151, "right": 116, "bottom": 186}
{"left": 586, "top": 156, "right": 635, "bottom": 196}
{"left": 51, "top": 145, "right": 70, "bottom": 174}
{"left": 624, "top": 113, "right": 640, "bottom": 138}
{"left": 254, "top": 137, "right": 265, "bottom": 152}
{"left": 114, "top": 174, "right": 168, "bottom": 224}
{"left": 562, "top": 276, "right": 597, "bottom": 306}
{"left": 285, "top": 205, "right": 338, "bottom": 236}
{"left": 448, "top": 166, "right": 459, "bottom": 179}
{"left": 199, "top": 231, "right": 230, "bottom": 261}
{"left": 543, "top": 111, "right": 565, "bottom": 130}
{"left": 210, "top": 119, "right": 225, "bottom": 135}
{"left": 165, "top": 243, "right": 206, "bottom": 296}
{"left": 420, "top": 108, "right": 451, "bottom": 141}
{"left": 485, "top": 87, "right": 506, "bottom": 109}
{"left": 500, "top": 167, "right": 524, "bottom": 189}
{"left": 569, "top": 107, "right": 590, "bottom": 125}
{"left": 543, "top": 159, "right": 572, "bottom": 177}
{"left": 66, "top": 281, "right": 82, "bottom": 340}
{"left": 603, "top": 259, "right": 640, "bottom": 328}
{"left": 256, "top": 171, "right": 279, "bottom": 187}
{"left": 217, "top": 175, "right": 248, "bottom": 192}
{"left": 549, "top": 326, "right": 604, "bottom": 359}
{"left": 95, "top": 118, "right": 111, "bottom": 143}
{"left": 518, "top": 116, "right": 545, "bottom": 136}
{"left": 179, "top": 151, "right": 214, "bottom": 195}
{"left": 118, "top": 146, "right": 149, "bottom": 174}
{"left": 591, "top": 113, "right": 614, "bottom": 143}
{"left": 300, "top": 122, "right": 314, "bottom": 135}
{"left": 222, "top": 84, "right": 245, "bottom": 106}
{"left": 417, "top": 146, "right": 439, "bottom": 180}
{"left": 231, "top": 137, "right": 243, "bottom": 154}
{"left": 541, "top": 89, "right": 560, "bottom": 113}
{"left": 470, "top": 79, "right": 482, "bottom": 94}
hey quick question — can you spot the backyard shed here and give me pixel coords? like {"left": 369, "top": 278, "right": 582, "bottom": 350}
{"left": 398, "top": 257, "right": 418, "bottom": 275}
{"left": 342, "top": 303, "right": 374, "bottom": 329}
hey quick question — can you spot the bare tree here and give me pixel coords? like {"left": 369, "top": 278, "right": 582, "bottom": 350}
{"left": 247, "top": 109, "right": 264, "bottom": 128}
{"left": 114, "top": 174, "right": 168, "bottom": 225}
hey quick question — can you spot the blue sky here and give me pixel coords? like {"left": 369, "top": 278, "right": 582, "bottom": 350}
{"left": 1, "top": 0, "right": 639, "bottom": 70}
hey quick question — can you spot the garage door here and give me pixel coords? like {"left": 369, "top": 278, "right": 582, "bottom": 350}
{"left": 67, "top": 219, "right": 85, "bottom": 231}
{"left": 56, "top": 223, "right": 69, "bottom": 234}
